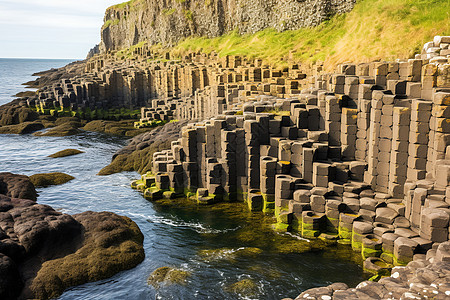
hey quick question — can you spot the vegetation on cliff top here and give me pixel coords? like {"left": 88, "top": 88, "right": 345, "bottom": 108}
{"left": 170, "top": 0, "right": 449, "bottom": 68}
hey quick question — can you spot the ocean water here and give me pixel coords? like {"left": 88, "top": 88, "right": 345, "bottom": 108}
{"left": 0, "top": 58, "right": 75, "bottom": 106}
{"left": 0, "top": 59, "right": 367, "bottom": 300}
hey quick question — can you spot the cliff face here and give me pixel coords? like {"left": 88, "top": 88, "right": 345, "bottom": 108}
{"left": 100, "top": 0, "right": 355, "bottom": 52}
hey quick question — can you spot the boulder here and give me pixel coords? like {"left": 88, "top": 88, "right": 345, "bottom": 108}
{"left": 0, "top": 173, "right": 37, "bottom": 201}
{"left": 29, "top": 173, "right": 75, "bottom": 187}
{"left": 28, "top": 211, "right": 144, "bottom": 299}
{"left": 0, "top": 253, "right": 23, "bottom": 300}
{"left": 0, "top": 190, "right": 144, "bottom": 299}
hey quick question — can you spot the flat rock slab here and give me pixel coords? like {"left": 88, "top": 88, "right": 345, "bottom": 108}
{"left": 48, "top": 149, "right": 84, "bottom": 158}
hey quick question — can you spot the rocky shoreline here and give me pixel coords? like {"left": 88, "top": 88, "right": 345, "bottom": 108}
{"left": 0, "top": 173, "right": 144, "bottom": 299}
{"left": 1, "top": 2, "right": 449, "bottom": 296}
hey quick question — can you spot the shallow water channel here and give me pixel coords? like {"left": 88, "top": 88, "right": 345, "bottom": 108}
{"left": 0, "top": 132, "right": 368, "bottom": 299}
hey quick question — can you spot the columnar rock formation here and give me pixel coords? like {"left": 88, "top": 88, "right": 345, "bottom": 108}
{"left": 14, "top": 32, "right": 450, "bottom": 298}
{"left": 131, "top": 37, "right": 450, "bottom": 285}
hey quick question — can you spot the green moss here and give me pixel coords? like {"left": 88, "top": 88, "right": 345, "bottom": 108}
{"left": 30, "top": 173, "right": 75, "bottom": 187}
{"left": 147, "top": 267, "right": 191, "bottom": 287}
{"left": 198, "top": 247, "right": 263, "bottom": 262}
{"left": 272, "top": 222, "right": 290, "bottom": 232}
{"left": 352, "top": 240, "right": 362, "bottom": 251}
{"left": 31, "top": 212, "right": 144, "bottom": 299}
{"left": 98, "top": 138, "right": 172, "bottom": 176}
{"left": 361, "top": 247, "right": 382, "bottom": 260}
{"left": 380, "top": 252, "right": 395, "bottom": 264}
{"left": 144, "top": 187, "right": 163, "bottom": 200}
{"left": 248, "top": 265, "right": 282, "bottom": 279}
{"left": 225, "top": 279, "right": 258, "bottom": 297}
{"left": 162, "top": 8, "right": 176, "bottom": 15}
{"left": 393, "top": 256, "right": 411, "bottom": 266}
{"left": 183, "top": 9, "right": 193, "bottom": 21}
{"left": 338, "top": 227, "right": 352, "bottom": 240}
{"left": 301, "top": 228, "right": 321, "bottom": 239}
{"left": 48, "top": 149, "right": 84, "bottom": 158}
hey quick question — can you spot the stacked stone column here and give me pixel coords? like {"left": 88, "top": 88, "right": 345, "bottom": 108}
{"left": 341, "top": 108, "right": 357, "bottom": 160}
{"left": 388, "top": 107, "right": 410, "bottom": 197}
{"left": 407, "top": 100, "right": 431, "bottom": 181}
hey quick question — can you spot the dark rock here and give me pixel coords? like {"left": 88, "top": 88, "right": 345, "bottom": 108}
{"left": 0, "top": 190, "right": 144, "bottom": 300}
{"left": 0, "top": 253, "right": 23, "bottom": 300}
{"left": 0, "top": 121, "right": 44, "bottom": 134}
{"left": 0, "top": 173, "right": 37, "bottom": 201}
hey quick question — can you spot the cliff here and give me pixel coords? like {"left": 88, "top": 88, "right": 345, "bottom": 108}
{"left": 100, "top": 0, "right": 355, "bottom": 52}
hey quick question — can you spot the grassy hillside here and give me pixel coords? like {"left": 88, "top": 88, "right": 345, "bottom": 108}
{"left": 171, "top": 0, "right": 450, "bottom": 68}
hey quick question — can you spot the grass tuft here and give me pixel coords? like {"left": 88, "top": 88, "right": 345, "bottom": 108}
{"left": 170, "top": 0, "right": 450, "bottom": 68}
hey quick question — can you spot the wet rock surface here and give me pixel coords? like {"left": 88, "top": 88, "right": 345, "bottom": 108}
{"left": 29, "top": 173, "right": 75, "bottom": 187}
{"left": 0, "top": 173, "right": 145, "bottom": 300}
{"left": 48, "top": 149, "right": 84, "bottom": 158}
{"left": 98, "top": 120, "right": 188, "bottom": 175}
{"left": 0, "top": 173, "right": 37, "bottom": 201}
{"left": 82, "top": 119, "right": 149, "bottom": 136}
{"left": 294, "top": 246, "right": 450, "bottom": 299}
{"left": 147, "top": 266, "right": 190, "bottom": 288}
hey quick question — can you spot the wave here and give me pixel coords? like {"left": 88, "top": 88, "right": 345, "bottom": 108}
{"left": 129, "top": 212, "right": 240, "bottom": 234}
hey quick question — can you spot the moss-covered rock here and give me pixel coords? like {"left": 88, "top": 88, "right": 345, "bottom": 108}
{"left": 198, "top": 247, "right": 263, "bottom": 262}
{"left": 29, "top": 173, "right": 75, "bottom": 187}
{"left": 0, "top": 105, "right": 39, "bottom": 126}
{"left": 0, "top": 121, "right": 44, "bottom": 134}
{"left": 98, "top": 121, "right": 187, "bottom": 175}
{"left": 33, "top": 123, "right": 81, "bottom": 137}
{"left": 29, "top": 211, "right": 145, "bottom": 299}
{"left": 147, "top": 267, "right": 191, "bottom": 287}
{"left": 48, "top": 149, "right": 85, "bottom": 158}
{"left": 83, "top": 120, "right": 149, "bottom": 137}
{"left": 98, "top": 140, "right": 172, "bottom": 175}
{"left": 224, "top": 279, "right": 258, "bottom": 297}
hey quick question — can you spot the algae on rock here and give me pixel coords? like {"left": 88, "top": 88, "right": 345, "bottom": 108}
{"left": 48, "top": 149, "right": 84, "bottom": 158}
{"left": 30, "top": 211, "right": 145, "bottom": 300}
{"left": 147, "top": 267, "right": 191, "bottom": 287}
{"left": 198, "top": 247, "right": 263, "bottom": 262}
{"left": 225, "top": 278, "right": 259, "bottom": 297}
{"left": 30, "top": 173, "right": 75, "bottom": 187}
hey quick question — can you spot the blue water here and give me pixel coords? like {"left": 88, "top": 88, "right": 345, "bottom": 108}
{"left": 0, "top": 58, "right": 75, "bottom": 106}
{"left": 0, "top": 59, "right": 367, "bottom": 300}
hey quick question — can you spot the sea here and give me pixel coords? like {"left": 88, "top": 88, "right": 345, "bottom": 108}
{"left": 0, "top": 58, "right": 366, "bottom": 300}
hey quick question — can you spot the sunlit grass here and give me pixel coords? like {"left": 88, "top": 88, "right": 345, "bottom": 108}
{"left": 170, "top": 0, "right": 450, "bottom": 69}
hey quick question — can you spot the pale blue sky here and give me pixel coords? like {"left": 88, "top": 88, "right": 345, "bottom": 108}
{"left": 0, "top": 0, "right": 121, "bottom": 59}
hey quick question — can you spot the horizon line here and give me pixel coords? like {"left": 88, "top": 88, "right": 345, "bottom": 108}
{"left": 0, "top": 57, "right": 83, "bottom": 60}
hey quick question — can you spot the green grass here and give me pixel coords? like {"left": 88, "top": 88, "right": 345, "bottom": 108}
{"left": 103, "top": 19, "right": 120, "bottom": 29}
{"left": 109, "top": 0, "right": 142, "bottom": 10}
{"left": 116, "top": 41, "right": 148, "bottom": 59}
{"left": 170, "top": 0, "right": 450, "bottom": 68}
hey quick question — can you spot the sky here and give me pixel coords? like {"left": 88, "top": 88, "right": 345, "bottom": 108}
{"left": 0, "top": 0, "right": 121, "bottom": 59}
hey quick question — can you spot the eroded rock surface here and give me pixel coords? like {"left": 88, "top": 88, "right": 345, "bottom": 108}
{"left": 0, "top": 173, "right": 37, "bottom": 201}
{"left": 0, "top": 174, "right": 144, "bottom": 300}
{"left": 99, "top": 120, "right": 188, "bottom": 175}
